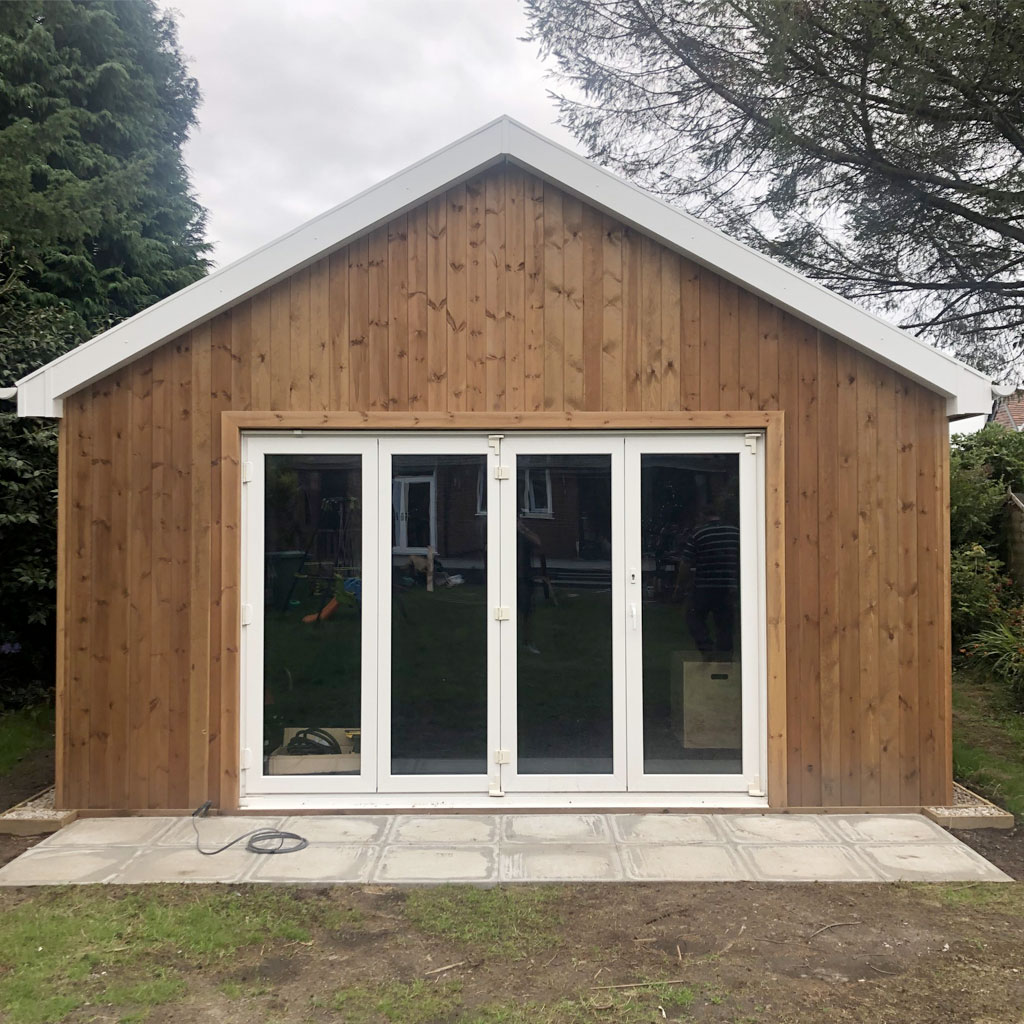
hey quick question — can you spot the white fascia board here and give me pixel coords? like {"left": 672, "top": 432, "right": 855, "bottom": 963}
{"left": 17, "top": 114, "right": 993, "bottom": 418}
{"left": 15, "top": 118, "right": 513, "bottom": 417}
{"left": 499, "top": 120, "right": 992, "bottom": 418}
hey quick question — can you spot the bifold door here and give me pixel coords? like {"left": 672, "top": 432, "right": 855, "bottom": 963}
{"left": 240, "top": 432, "right": 765, "bottom": 802}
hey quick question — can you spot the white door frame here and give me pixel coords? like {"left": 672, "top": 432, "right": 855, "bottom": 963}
{"left": 238, "top": 432, "right": 380, "bottom": 798}
{"left": 497, "top": 435, "right": 627, "bottom": 793}
{"left": 623, "top": 433, "right": 767, "bottom": 794}
{"left": 376, "top": 435, "right": 501, "bottom": 793}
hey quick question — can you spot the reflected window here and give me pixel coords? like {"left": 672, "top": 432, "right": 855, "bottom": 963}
{"left": 522, "top": 468, "right": 553, "bottom": 517}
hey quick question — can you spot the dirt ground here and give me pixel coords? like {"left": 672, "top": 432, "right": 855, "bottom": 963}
{"left": 0, "top": 745, "right": 53, "bottom": 812}
{"left": 2, "top": 881, "right": 1023, "bottom": 1024}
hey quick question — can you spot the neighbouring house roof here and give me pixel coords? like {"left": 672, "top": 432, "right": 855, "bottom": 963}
{"left": 989, "top": 389, "right": 1024, "bottom": 430}
{"left": 15, "top": 116, "right": 995, "bottom": 418}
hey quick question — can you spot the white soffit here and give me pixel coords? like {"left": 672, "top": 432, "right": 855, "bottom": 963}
{"left": 16, "top": 116, "right": 994, "bottom": 418}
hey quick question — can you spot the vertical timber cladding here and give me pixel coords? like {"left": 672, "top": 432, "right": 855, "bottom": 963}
{"left": 56, "top": 162, "right": 952, "bottom": 810}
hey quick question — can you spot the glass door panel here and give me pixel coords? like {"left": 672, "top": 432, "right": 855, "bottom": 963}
{"left": 241, "top": 434, "right": 379, "bottom": 796}
{"left": 500, "top": 437, "right": 625, "bottom": 791}
{"left": 378, "top": 438, "right": 499, "bottom": 791}
{"left": 625, "top": 435, "right": 762, "bottom": 793}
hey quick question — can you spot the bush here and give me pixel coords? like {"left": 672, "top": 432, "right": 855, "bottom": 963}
{"left": 950, "top": 543, "right": 1012, "bottom": 646}
{"left": 949, "top": 450, "right": 1009, "bottom": 550}
{"left": 971, "top": 606, "right": 1024, "bottom": 709}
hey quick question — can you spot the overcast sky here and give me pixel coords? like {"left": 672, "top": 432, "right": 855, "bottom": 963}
{"left": 164, "top": 0, "right": 578, "bottom": 268}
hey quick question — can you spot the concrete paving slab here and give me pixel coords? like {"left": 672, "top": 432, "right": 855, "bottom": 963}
{"left": 392, "top": 815, "right": 497, "bottom": 844}
{"left": 739, "top": 844, "right": 881, "bottom": 882}
{"left": 858, "top": 843, "right": 1012, "bottom": 882}
{"left": 828, "top": 814, "right": 951, "bottom": 844}
{"left": 0, "top": 847, "right": 136, "bottom": 885}
{"left": 249, "top": 845, "right": 377, "bottom": 883}
{"left": 39, "top": 816, "right": 176, "bottom": 847}
{"left": 501, "top": 844, "right": 623, "bottom": 881}
{"left": 503, "top": 814, "right": 610, "bottom": 843}
{"left": 157, "top": 817, "right": 286, "bottom": 847}
{"left": 116, "top": 847, "right": 259, "bottom": 884}
{"left": 719, "top": 814, "right": 840, "bottom": 844}
{"left": 279, "top": 816, "right": 388, "bottom": 844}
{"left": 621, "top": 844, "right": 744, "bottom": 881}
{"left": 611, "top": 814, "right": 721, "bottom": 844}
{"left": 373, "top": 845, "right": 496, "bottom": 883}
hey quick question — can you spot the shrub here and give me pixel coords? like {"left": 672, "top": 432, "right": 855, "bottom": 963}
{"left": 950, "top": 543, "right": 1011, "bottom": 646}
{"left": 949, "top": 450, "right": 1009, "bottom": 550}
{"left": 971, "top": 606, "right": 1024, "bottom": 709}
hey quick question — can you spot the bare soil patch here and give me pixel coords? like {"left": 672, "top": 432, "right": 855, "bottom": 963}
{"left": 952, "top": 824, "right": 1024, "bottom": 879}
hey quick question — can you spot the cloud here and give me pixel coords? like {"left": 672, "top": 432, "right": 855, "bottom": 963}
{"left": 165, "top": 0, "right": 578, "bottom": 266}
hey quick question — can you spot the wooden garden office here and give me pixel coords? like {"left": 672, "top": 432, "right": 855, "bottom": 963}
{"left": 15, "top": 117, "right": 994, "bottom": 814}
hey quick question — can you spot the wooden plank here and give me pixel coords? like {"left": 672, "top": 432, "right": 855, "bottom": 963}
{"left": 388, "top": 215, "right": 410, "bottom": 411}
{"left": 188, "top": 323, "right": 213, "bottom": 806}
{"left": 737, "top": 289, "right": 759, "bottom": 410}
{"left": 309, "top": 258, "right": 331, "bottom": 411}
{"left": 485, "top": 172, "right": 507, "bottom": 411}
{"left": 601, "top": 217, "right": 623, "bottom": 412}
{"left": 766, "top": 413, "right": 788, "bottom": 807}
{"left": 939, "top": 407, "right": 953, "bottom": 805}
{"left": 718, "top": 279, "right": 740, "bottom": 409}
{"left": 757, "top": 300, "right": 780, "bottom": 410}
{"left": 348, "top": 236, "right": 369, "bottom": 410}
{"left": 328, "top": 250, "right": 350, "bottom": 411}
{"left": 288, "top": 267, "right": 311, "bottom": 410}
{"left": 562, "top": 193, "right": 584, "bottom": 411}
{"left": 897, "top": 381, "right": 920, "bottom": 804}
{"left": 680, "top": 259, "right": 700, "bottom": 410}
{"left": 660, "top": 250, "right": 680, "bottom": 411}
{"left": 168, "top": 337, "right": 192, "bottom": 807}
{"left": 698, "top": 269, "right": 720, "bottom": 410}
{"left": 876, "top": 367, "right": 902, "bottom": 806}
{"left": 816, "top": 335, "right": 841, "bottom": 805}
{"left": 797, "top": 326, "right": 821, "bottom": 807}
{"left": 367, "top": 225, "right": 390, "bottom": 411}
{"left": 505, "top": 167, "right": 526, "bottom": 412}
{"left": 106, "top": 370, "right": 131, "bottom": 809}
{"left": 622, "top": 228, "right": 642, "bottom": 410}
{"left": 775, "top": 314, "right": 802, "bottom": 804}
{"left": 640, "top": 234, "right": 662, "bottom": 411}
{"left": 916, "top": 393, "right": 943, "bottom": 803}
{"left": 268, "top": 281, "right": 291, "bottom": 411}
{"left": 524, "top": 175, "right": 545, "bottom": 412}
{"left": 67, "top": 395, "right": 93, "bottom": 807}
{"left": 580, "top": 203, "right": 603, "bottom": 411}
{"left": 218, "top": 415, "right": 242, "bottom": 809}
{"left": 249, "top": 288, "right": 272, "bottom": 410}
{"left": 230, "top": 301, "right": 252, "bottom": 412}
{"left": 836, "top": 345, "right": 861, "bottom": 805}
{"left": 466, "top": 176, "right": 487, "bottom": 411}
{"left": 88, "top": 379, "right": 113, "bottom": 808}
{"left": 542, "top": 183, "right": 565, "bottom": 411}
{"left": 857, "top": 354, "right": 881, "bottom": 806}
{"left": 407, "top": 206, "right": 429, "bottom": 410}
{"left": 442, "top": 188, "right": 463, "bottom": 411}
{"left": 54, "top": 413, "right": 69, "bottom": 808}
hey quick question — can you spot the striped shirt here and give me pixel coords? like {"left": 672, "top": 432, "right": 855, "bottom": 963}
{"left": 682, "top": 520, "right": 740, "bottom": 590}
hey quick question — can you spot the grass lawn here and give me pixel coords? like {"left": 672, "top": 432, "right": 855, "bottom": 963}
{"left": 0, "top": 704, "right": 55, "bottom": 777}
{"left": 0, "top": 881, "right": 1022, "bottom": 1023}
{"left": 952, "top": 662, "right": 1024, "bottom": 819}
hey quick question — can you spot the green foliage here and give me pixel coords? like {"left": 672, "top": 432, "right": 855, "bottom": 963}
{"left": 0, "top": 0, "right": 208, "bottom": 706}
{"left": 970, "top": 606, "right": 1024, "bottom": 708}
{"left": 0, "top": 702, "right": 55, "bottom": 774}
{"left": 950, "top": 544, "right": 1011, "bottom": 646}
{"left": 952, "top": 425, "right": 1024, "bottom": 495}
{"left": 524, "top": 1, "right": 1024, "bottom": 368}
{"left": 949, "top": 453, "right": 1007, "bottom": 551}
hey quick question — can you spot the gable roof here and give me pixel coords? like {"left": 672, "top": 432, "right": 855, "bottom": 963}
{"left": 16, "top": 115, "right": 994, "bottom": 418}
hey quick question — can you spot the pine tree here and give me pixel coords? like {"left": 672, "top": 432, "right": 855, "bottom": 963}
{"left": 0, "top": 0, "right": 209, "bottom": 706}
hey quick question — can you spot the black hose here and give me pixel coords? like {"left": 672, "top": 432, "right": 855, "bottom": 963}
{"left": 191, "top": 801, "right": 309, "bottom": 855}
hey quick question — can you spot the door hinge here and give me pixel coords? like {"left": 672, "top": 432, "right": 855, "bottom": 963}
{"left": 494, "top": 465, "right": 510, "bottom": 480}
{"left": 493, "top": 606, "right": 510, "bottom": 621}
{"left": 494, "top": 749, "right": 510, "bottom": 765}
{"left": 241, "top": 603, "right": 253, "bottom": 626}
{"left": 743, "top": 433, "right": 759, "bottom": 455}
{"left": 747, "top": 776, "right": 766, "bottom": 798}
{"left": 241, "top": 460, "right": 253, "bottom": 483}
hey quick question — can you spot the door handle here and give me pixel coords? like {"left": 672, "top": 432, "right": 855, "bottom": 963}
{"left": 630, "top": 602, "right": 638, "bottom": 631}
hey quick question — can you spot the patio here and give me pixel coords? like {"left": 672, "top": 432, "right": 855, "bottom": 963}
{"left": 0, "top": 812, "right": 1010, "bottom": 885}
